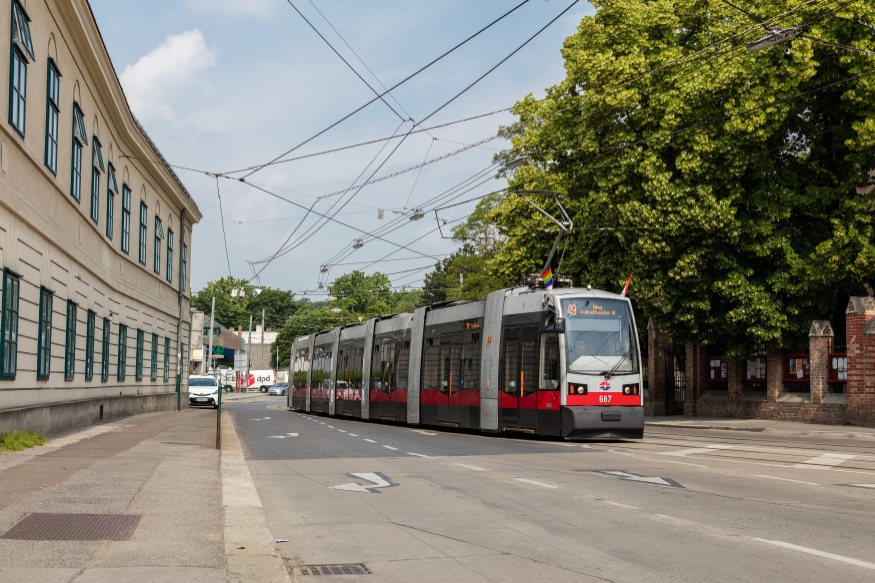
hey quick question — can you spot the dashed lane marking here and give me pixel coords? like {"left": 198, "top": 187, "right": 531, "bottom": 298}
{"left": 794, "top": 453, "right": 856, "bottom": 469}
{"left": 754, "top": 539, "right": 875, "bottom": 570}
{"left": 286, "top": 433, "right": 299, "bottom": 437}
{"left": 327, "top": 426, "right": 334, "bottom": 428}
{"left": 407, "top": 453, "right": 431, "bottom": 458}
{"left": 338, "top": 430, "right": 347, "bottom": 433}
{"left": 605, "top": 501, "right": 639, "bottom": 509}
{"left": 268, "top": 436, "right": 286, "bottom": 439}
{"left": 410, "top": 429, "right": 437, "bottom": 436}
{"left": 454, "top": 463, "right": 486, "bottom": 471}
{"left": 514, "top": 478, "right": 558, "bottom": 489}
{"left": 755, "top": 475, "right": 819, "bottom": 486}
{"left": 842, "top": 483, "right": 875, "bottom": 489}
{"left": 383, "top": 445, "right": 398, "bottom": 451}
{"left": 348, "top": 433, "right": 358, "bottom": 437}
{"left": 664, "top": 460, "right": 707, "bottom": 468}
{"left": 364, "top": 439, "right": 376, "bottom": 443}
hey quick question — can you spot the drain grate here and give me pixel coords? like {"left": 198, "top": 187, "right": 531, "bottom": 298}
{"left": 292, "top": 564, "right": 371, "bottom": 576}
{"left": 1, "top": 513, "right": 141, "bottom": 541}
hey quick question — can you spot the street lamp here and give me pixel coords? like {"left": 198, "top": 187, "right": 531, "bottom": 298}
{"left": 746, "top": 27, "right": 799, "bottom": 52}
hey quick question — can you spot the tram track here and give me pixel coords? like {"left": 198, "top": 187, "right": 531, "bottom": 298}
{"left": 641, "top": 429, "right": 875, "bottom": 455}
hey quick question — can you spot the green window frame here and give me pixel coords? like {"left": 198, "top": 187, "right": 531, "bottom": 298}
{"left": 44, "top": 58, "right": 60, "bottom": 173}
{"left": 64, "top": 300, "right": 77, "bottom": 380}
{"left": 135, "top": 328, "right": 144, "bottom": 381}
{"left": 138, "top": 202, "right": 148, "bottom": 265}
{"left": 101, "top": 317, "right": 110, "bottom": 381}
{"left": 153, "top": 216, "right": 163, "bottom": 274}
{"left": 71, "top": 103, "right": 87, "bottom": 202}
{"left": 0, "top": 268, "right": 21, "bottom": 379}
{"left": 106, "top": 163, "right": 117, "bottom": 239}
{"left": 150, "top": 332, "right": 158, "bottom": 381}
{"left": 166, "top": 230, "right": 173, "bottom": 282}
{"left": 121, "top": 185, "right": 131, "bottom": 253}
{"left": 117, "top": 324, "right": 127, "bottom": 381}
{"left": 9, "top": 1, "right": 33, "bottom": 137}
{"left": 37, "top": 286, "right": 53, "bottom": 380}
{"left": 181, "top": 243, "right": 188, "bottom": 293}
{"left": 163, "top": 336, "right": 170, "bottom": 381}
{"left": 90, "top": 138, "right": 104, "bottom": 223}
{"left": 85, "top": 310, "right": 95, "bottom": 381}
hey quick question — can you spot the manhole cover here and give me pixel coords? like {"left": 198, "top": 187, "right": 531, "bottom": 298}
{"left": 1, "top": 513, "right": 141, "bottom": 541}
{"left": 291, "top": 564, "right": 371, "bottom": 576}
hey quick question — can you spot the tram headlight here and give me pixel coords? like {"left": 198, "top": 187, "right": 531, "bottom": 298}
{"left": 568, "top": 384, "right": 587, "bottom": 395}
{"left": 623, "top": 383, "right": 639, "bottom": 395}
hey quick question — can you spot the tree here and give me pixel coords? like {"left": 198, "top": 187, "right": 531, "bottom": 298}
{"left": 329, "top": 270, "right": 395, "bottom": 316}
{"left": 491, "top": 0, "right": 875, "bottom": 356}
{"left": 272, "top": 304, "right": 339, "bottom": 369}
{"left": 190, "top": 277, "right": 251, "bottom": 329}
{"left": 247, "top": 288, "right": 300, "bottom": 330}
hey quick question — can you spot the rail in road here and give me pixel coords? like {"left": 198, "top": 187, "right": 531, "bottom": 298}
{"left": 224, "top": 398, "right": 875, "bottom": 581}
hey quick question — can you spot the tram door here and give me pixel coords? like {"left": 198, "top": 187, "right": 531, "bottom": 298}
{"left": 439, "top": 334, "right": 462, "bottom": 425}
{"left": 500, "top": 326, "right": 539, "bottom": 430}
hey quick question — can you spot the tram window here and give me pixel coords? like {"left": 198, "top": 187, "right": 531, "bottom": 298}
{"left": 562, "top": 298, "right": 638, "bottom": 375}
{"left": 522, "top": 334, "right": 538, "bottom": 395}
{"left": 502, "top": 332, "right": 520, "bottom": 395}
{"left": 422, "top": 342, "right": 441, "bottom": 389}
{"left": 461, "top": 343, "right": 480, "bottom": 390}
{"left": 540, "top": 334, "right": 560, "bottom": 390}
{"left": 396, "top": 341, "right": 410, "bottom": 389}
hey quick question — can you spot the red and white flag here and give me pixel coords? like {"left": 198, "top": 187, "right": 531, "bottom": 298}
{"left": 621, "top": 273, "right": 633, "bottom": 297}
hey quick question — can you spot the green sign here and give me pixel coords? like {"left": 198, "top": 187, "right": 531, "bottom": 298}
{"left": 212, "top": 345, "right": 224, "bottom": 356}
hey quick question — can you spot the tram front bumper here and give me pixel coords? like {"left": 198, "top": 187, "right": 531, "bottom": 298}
{"left": 561, "top": 406, "right": 644, "bottom": 440}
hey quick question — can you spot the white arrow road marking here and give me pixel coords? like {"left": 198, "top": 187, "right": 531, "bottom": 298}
{"left": 794, "top": 453, "right": 855, "bottom": 469}
{"left": 286, "top": 433, "right": 299, "bottom": 437}
{"left": 331, "top": 472, "right": 398, "bottom": 493}
{"left": 454, "top": 463, "right": 486, "bottom": 471}
{"left": 843, "top": 484, "right": 875, "bottom": 489}
{"left": 383, "top": 445, "right": 398, "bottom": 450}
{"left": 754, "top": 539, "right": 875, "bottom": 570}
{"left": 591, "top": 470, "right": 683, "bottom": 488}
{"left": 410, "top": 429, "right": 437, "bottom": 436}
{"left": 755, "top": 475, "right": 819, "bottom": 486}
{"left": 407, "top": 453, "right": 430, "bottom": 458}
{"left": 514, "top": 478, "right": 557, "bottom": 489}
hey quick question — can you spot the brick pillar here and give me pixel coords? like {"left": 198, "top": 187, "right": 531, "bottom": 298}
{"left": 647, "top": 319, "right": 669, "bottom": 416}
{"left": 766, "top": 346, "right": 783, "bottom": 401}
{"left": 808, "top": 320, "right": 833, "bottom": 405}
{"left": 847, "top": 296, "right": 875, "bottom": 424}
{"left": 684, "top": 343, "right": 707, "bottom": 418}
{"left": 727, "top": 359, "right": 743, "bottom": 400}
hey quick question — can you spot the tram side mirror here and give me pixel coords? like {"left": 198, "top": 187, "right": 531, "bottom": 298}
{"left": 555, "top": 318, "right": 566, "bottom": 333}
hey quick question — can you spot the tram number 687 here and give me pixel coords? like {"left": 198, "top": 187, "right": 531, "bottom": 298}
{"left": 599, "top": 395, "right": 612, "bottom": 403}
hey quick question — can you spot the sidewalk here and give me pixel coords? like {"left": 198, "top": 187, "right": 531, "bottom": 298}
{"left": 646, "top": 416, "right": 875, "bottom": 439}
{"left": 0, "top": 407, "right": 287, "bottom": 582}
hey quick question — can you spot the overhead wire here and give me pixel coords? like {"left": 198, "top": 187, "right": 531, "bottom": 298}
{"left": 215, "top": 176, "right": 233, "bottom": 279}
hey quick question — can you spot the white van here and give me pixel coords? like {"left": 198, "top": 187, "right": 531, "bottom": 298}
{"left": 246, "top": 370, "right": 275, "bottom": 393}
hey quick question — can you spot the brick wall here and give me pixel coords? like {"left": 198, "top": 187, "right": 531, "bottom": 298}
{"left": 809, "top": 320, "right": 833, "bottom": 404}
{"left": 847, "top": 297, "right": 875, "bottom": 425}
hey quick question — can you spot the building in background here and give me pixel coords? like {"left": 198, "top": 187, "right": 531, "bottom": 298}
{"left": 0, "top": 0, "right": 201, "bottom": 435}
{"left": 246, "top": 324, "right": 278, "bottom": 371}
{"left": 191, "top": 317, "right": 242, "bottom": 375}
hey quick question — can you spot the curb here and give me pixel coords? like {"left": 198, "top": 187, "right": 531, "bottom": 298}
{"left": 645, "top": 422, "right": 765, "bottom": 433}
{"left": 645, "top": 422, "right": 875, "bottom": 440}
{"left": 221, "top": 411, "right": 289, "bottom": 582}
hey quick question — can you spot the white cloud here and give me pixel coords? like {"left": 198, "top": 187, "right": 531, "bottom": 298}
{"left": 185, "top": 0, "right": 275, "bottom": 18}
{"left": 120, "top": 29, "right": 218, "bottom": 123}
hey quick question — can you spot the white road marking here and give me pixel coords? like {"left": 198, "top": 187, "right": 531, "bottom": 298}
{"left": 383, "top": 445, "right": 398, "bottom": 451}
{"left": 337, "top": 430, "right": 347, "bottom": 433}
{"left": 286, "top": 433, "right": 299, "bottom": 437}
{"left": 250, "top": 419, "right": 263, "bottom": 421}
{"left": 664, "top": 460, "right": 707, "bottom": 468}
{"left": 364, "top": 439, "right": 376, "bottom": 443}
{"left": 514, "top": 478, "right": 558, "bottom": 489}
{"left": 410, "top": 429, "right": 437, "bottom": 436}
{"left": 755, "top": 475, "right": 819, "bottom": 486}
{"left": 454, "top": 463, "right": 486, "bottom": 471}
{"left": 845, "top": 483, "right": 875, "bottom": 489}
{"left": 331, "top": 472, "right": 396, "bottom": 493}
{"left": 794, "top": 453, "right": 855, "bottom": 469}
{"left": 754, "top": 539, "right": 875, "bottom": 570}
{"left": 407, "top": 453, "right": 431, "bottom": 458}
{"left": 268, "top": 436, "right": 285, "bottom": 439}
{"left": 320, "top": 422, "right": 325, "bottom": 425}
{"left": 659, "top": 445, "right": 733, "bottom": 457}
{"left": 600, "top": 471, "right": 681, "bottom": 487}
{"left": 348, "top": 433, "right": 358, "bottom": 437}
{"left": 263, "top": 417, "right": 271, "bottom": 419}
{"left": 327, "top": 425, "right": 334, "bottom": 428}
{"left": 606, "top": 449, "right": 634, "bottom": 456}
{"left": 605, "top": 501, "right": 639, "bottom": 509}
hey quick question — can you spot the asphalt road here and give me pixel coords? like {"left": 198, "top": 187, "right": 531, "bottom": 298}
{"left": 227, "top": 398, "right": 875, "bottom": 582}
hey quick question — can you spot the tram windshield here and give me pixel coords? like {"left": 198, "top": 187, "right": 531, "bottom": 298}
{"left": 561, "top": 298, "right": 638, "bottom": 375}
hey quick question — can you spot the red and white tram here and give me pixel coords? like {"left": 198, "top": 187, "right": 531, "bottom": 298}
{"left": 289, "top": 285, "right": 643, "bottom": 439}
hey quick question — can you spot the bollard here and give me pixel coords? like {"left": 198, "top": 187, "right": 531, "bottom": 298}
{"left": 175, "top": 373, "right": 181, "bottom": 412}
{"left": 216, "top": 380, "right": 222, "bottom": 450}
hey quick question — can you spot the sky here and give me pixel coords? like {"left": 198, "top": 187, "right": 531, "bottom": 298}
{"left": 89, "top": 0, "right": 593, "bottom": 297}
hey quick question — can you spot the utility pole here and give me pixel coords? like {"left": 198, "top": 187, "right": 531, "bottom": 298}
{"left": 247, "top": 314, "right": 252, "bottom": 392}
{"left": 260, "top": 309, "right": 265, "bottom": 370}
{"left": 209, "top": 297, "right": 221, "bottom": 450}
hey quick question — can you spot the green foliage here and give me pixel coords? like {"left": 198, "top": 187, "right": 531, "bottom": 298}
{"left": 273, "top": 303, "right": 338, "bottom": 369}
{"left": 329, "top": 270, "right": 395, "bottom": 316}
{"left": 0, "top": 430, "right": 46, "bottom": 452}
{"left": 191, "top": 276, "right": 301, "bottom": 332}
{"left": 490, "top": 0, "right": 875, "bottom": 356}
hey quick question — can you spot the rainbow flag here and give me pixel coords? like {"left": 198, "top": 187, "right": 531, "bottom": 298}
{"left": 542, "top": 267, "right": 554, "bottom": 290}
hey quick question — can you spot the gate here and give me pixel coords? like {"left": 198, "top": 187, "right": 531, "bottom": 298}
{"left": 664, "top": 344, "right": 686, "bottom": 415}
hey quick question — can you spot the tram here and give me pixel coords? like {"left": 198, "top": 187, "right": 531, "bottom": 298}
{"left": 288, "top": 285, "right": 643, "bottom": 439}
